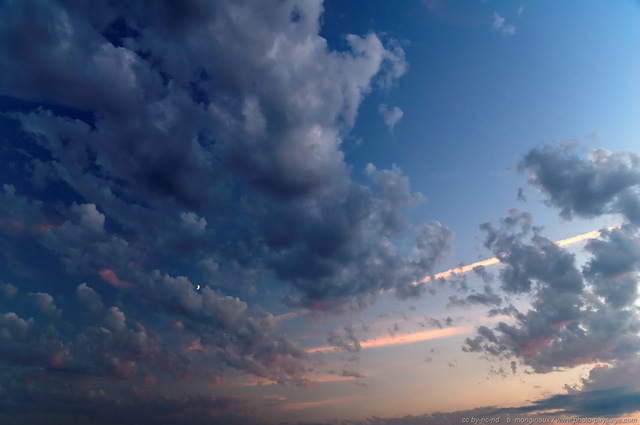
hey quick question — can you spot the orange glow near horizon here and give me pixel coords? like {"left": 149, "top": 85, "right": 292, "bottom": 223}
{"left": 414, "top": 225, "right": 621, "bottom": 285}
{"left": 228, "top": 373, "right": 361, "bottom": 388}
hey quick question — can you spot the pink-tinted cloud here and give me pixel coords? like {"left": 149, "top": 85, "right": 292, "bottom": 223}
{"left": 310, "top": 325, "right": 472, "bottom": 353}
{"left": 98, "top": 269, "right": 134, "bottom": 288}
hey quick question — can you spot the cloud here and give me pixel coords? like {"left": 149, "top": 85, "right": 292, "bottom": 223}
{"left": 464, "top": 210, "right": 640, "bottom": 373}
{"left": 0, "top": 0, "right": 551, "bottom": 421}
{"left": 0, "top": 311, "right": 70, "bottom": 369}
{"left": 0, "top": 184, "right": 46, "bottom": 235}
{"left": 37, "top": 202, "right": 143, "bottom": 279}
{"left": 492, "top": 12, "right": 516, "bottom": 35}
{"left": 0, "top": 369, "right": 262, "bottom": 425}
{"left": 318, "top": 324, "right": 471, "bottom": 353}
{"left": 448, "top": 283, "right": 503, "bottom": 307}
{"left": 583, "top": 225, "right": 640, "bottom": 308}
{"left": 339, "top": 369, "right": 366, "bottom": 378}
{"left": 258, "top": 165, "right": 451, "bottom": 309}
{"left": 75, "top": 283, "right": 104, "bottom": 314}
{"left": 378, "top": 104, "right": 404, "bottom": 130}
{"left": 520, "top": 145, "right": 640, "bottom": 224}
{"left": 532, "top": 387, "right": 640, "bottom": 417}
{"left": 0, "top": 0, "right": 446, "bottom": 315}
{"left": 327, "top": 324, "right": 363, "bottom": 353}
{"left": 461, "top": 145, "right": 640, "bottom": 374}
{"left": 0, "top": 282, "right": 17, "bottom": 299}
{"left": 24, "top": 292, "right": 62, "bottom": 318}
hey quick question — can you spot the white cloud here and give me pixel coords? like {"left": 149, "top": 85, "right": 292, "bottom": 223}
{"left": 493, "top": 12, "right": 516, "bottom": 36}
{"left": 378, "top": 104, "right": 404, "bottom": 130}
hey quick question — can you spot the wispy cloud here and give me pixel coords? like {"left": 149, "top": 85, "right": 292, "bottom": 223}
{"left": 493, "top": 12, "right": 516, "bottom": 35}
{"left": 378, "top": 104, "right": 404, "bottom": 130}
{"left": 279, "top": 395, "right": 359, "bottom": 411}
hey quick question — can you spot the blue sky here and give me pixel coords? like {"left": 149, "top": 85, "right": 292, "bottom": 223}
{"left": 1, "top": 1, "right": 640, "bottom": 424}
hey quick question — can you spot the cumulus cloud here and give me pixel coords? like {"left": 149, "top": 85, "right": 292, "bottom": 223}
{"left": 0, "top": 0, "right": 438, "bottom": 314}
{"left": 520, "top": 145, "right": 640, "bottom": 223}
{"left": 0, "top": 282, "right": 17, "bottom": 299}
{"left": 0, "top": 184, "right": 46, "bottom": 235}
{"left": 253, "top": 164, "right": 450, "bottom": 309}
{"left": 462, "top": 145, "right": 640, "bottom": 375}
{"left": 38, "top": 202, "right": 141, "bottom": 276}
{"left": 583, "top": 225, "right": 640, "bottom": 308}
{"left": 0, "top": 0, "right": 458, "bottom": 420}
{"left": 24, "top": 292, "right": 62, "bottom": 318}
{"left": 0, "top": 311, "right": 70, "bottom": 369}
{"left": 502, "top": 359, "right": 640, "bottom": 418}
{"left": 476, "top": 147, "right": 640, "bottom": 373}
{"left": 134, "top": 272, "right": 311, "bottom": 386}
{"left": 75, "top": 282, "right": 104, "bottom": 314}
{"left": 464, "top": 210, "right": 640, "bottom": 373}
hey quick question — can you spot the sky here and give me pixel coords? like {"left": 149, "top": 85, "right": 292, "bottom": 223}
{"left": 1, "top": 0, "right": 640, "bottom": 424}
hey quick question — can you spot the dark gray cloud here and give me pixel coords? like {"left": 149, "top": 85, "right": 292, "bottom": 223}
{"left": 142, "top": 273, "right": 311, "bottom": 386}
{"left": 0, "top": 310, "right": 70, "bottom": 369}
{"left": 10, "top": 275, "right": 310, "bottom": 391}
{"left": 469, "top": 194, "right": 640, "bottom": 376}
{"left": 0, "top": 184, "right": 45, "bottom": 229}
{"left": 583, "top": 225, "right": 640, "bottom": 308}
{"left": 505, "top": 384, "right": 640, "bottom": 418}
{"left": 0, "top": 282, "right": 17, "bottom": 299}
{"left": 0, "top": 0, "right": 445, "bottom": 313}
{"left": 465, "top": 210, "right": 640, "bottom": 373}
{"left": 75, "top": 283, "right": 104, "bottom": 314}
{"left": 260, "top": 171, "right": 452, "bottom": 308}
{"left": 445, "top": 265, "right": 503, "bottom": 307}
{"left": 38, "top": 202, "right": 142, "bottom": 276}
{"left": 280, "top": 407, "right": 522, "bottom": 425}
{"left": 282, "top": 377, "right": 640, "bottom": 424}
{"left": 521, "top": 145, "right": 640, "bottom": 223}
{"left": 0, "top": 292, "right": 180, "bottom": 381}
{"left": 448, "top": 283, "right": 502, "bottom": 308}
{"left": 0, "top": 367, "right": 262, "bottom": 425}
{"left": 326, "top": 368, "right": 367, "bottom": 379}
{"left": 572, "top": 357, "right": 640, "bottom": 394}
{"left": 327, "top": 324, "right": 362, "bottom": 353}
{"left": 24, "top": 292, "right": 62, "bottom": 318}
{"left": 0, "top": 0, "right": 455, "bottom": 420}
{"left": 1, "top": 0, "right": 403, "bottom": 210}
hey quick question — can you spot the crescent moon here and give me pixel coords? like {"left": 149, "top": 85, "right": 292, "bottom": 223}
{"left": 196, "top": 284, "right": 201, "bottom": 290}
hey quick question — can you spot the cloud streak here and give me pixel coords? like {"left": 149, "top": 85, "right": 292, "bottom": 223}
{"left": 415, "top": 225, "right": 620, "bottom": 285}
{"left": 311, "top": 325, "right": 473, "bottom": 353}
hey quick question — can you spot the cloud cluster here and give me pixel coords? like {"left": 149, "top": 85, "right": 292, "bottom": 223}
{"left": 492, "top": 12, "right": 515, "bottom": 36}
{"left": 521, "top": 145, "right": 640, "bottom": 223}
{"left": 512, "top": 358, "right": 640, "bottom": 418}
{"left": 498, "top": 358, "right": 640, "bottom": 419}
{"left": 465, "top": 213, "right": 640, "bottom": 372}
{"left": 378, "top": 104, "right": 404, "bottom": 130}
{"left": 464, "top": 147, "right": 640, "bottom": 375}
{"left": 0, "top": 0, "right": 446, "bottom": 420}
{"left": 0, "top": 0, "right": 443, "bottom": 313}
{"left": 0, "top": 369, "right": 261, "bottom": 425}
